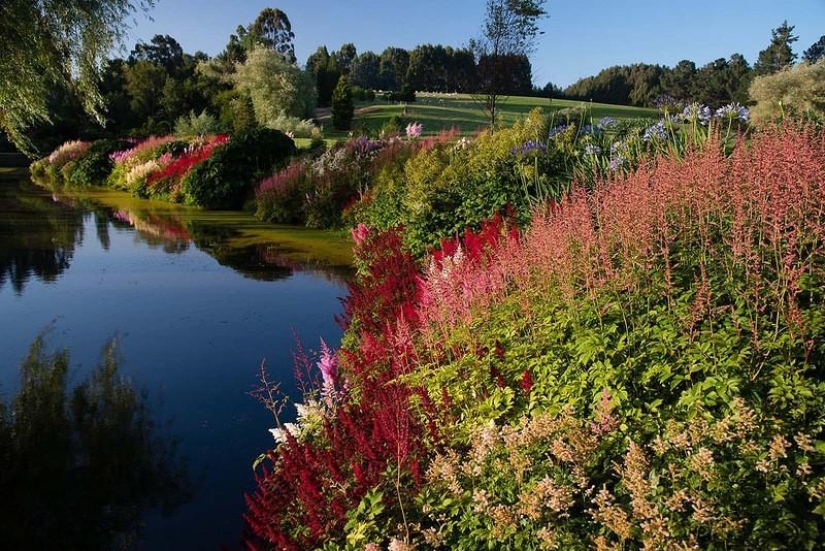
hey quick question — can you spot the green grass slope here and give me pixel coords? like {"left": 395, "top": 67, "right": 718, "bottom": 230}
{"left": 319, "top": 93, "right": 658, "bottom": 139}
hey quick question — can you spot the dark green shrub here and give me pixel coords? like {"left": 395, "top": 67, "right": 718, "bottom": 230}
{"left": 332, "top": 76, "right": 354, "bottom": 131}
{"left": 67, "top": 139, "right": 132, "bottom": 186}
{"left": 181, "top": 128, "right": 296, "bottom": 209}
{"left": 379, "top": 114, "right": 407, "bottom": 136}
{"left": 29, "top": 158, "right": 48, "bottom": 180}
{"left": 350, "top": 87, "right": 376, "bottom": 103}
{"left": 383, "top": 86, "right": 416, "bottom": 104}
{"left": 153, "top": 139, "right": 189, "bottom": 159}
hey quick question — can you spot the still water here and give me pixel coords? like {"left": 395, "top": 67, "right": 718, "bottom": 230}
{"left": 0, "top": 177, "right": 352, "bottom": 548}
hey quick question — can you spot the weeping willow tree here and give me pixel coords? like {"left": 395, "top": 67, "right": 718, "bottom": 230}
{"left": 0, "top": 0, "right": 154, "bottom": 155}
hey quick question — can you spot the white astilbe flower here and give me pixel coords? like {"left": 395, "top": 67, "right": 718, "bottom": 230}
{"left": 269, "top": 422, "right": 302, "bottom": 445}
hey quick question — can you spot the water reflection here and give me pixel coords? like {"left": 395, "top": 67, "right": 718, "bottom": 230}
{"left": 112, "top": 209, "right": 192, "bottom": 255}
{"left": 0, "top": 179, "right": 353, "bottom": 293}
{"left": 0, "top": 180, "right": 84, "bottom": 294}
{"left": 0, "top": 335, "right": 192, "bottom": 549}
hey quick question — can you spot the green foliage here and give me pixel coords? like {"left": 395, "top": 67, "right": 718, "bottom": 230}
{"left": 754, "top": 20, "right": 799, "bottom": 75}
{"left": 174, "top": 109, "right": 220, "bottom": 136}
{"left": 234, "top": 45, "right": 316, "bottom": 126}
{"left": 749, "top": 60, "right": 825, "bottom": 123}
{"left": 182, "top": 127, "right": 295, "bottom": 209}
{"left": 332, "top": 76, "right": 355, "bottom": 131}
{"left": 383, "top": 86, "right": 416, "bottom": 104}
{"left": 306, "top": 45, "right": 341, "bottom": 107}
{"left": 380, "top": 114, "right": 409, "bottom": 136}
{"left": 803, "top": 35, "right": 825, "bottom": 64}
{"left": 62, "top": 140, "right": 127, "bottom": 186}
{"left": 247, "top": 7, "right": 296, "bottom": 63}
{"left": 0, "top": 0, "right": 154, "bottom": 155}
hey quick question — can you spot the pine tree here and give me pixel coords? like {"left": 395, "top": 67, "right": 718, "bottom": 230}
{"left": 331, "top": 75, "right": 354, "bottom": 130}
{"left": 803, "top": 35, "right": 825, "bottom": 64}
{"left": 754, "top": 21, "right": 798, "bottom": 75}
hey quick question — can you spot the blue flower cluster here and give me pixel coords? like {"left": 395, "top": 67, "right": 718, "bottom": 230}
{"left": 681, "top": 103, "right": 713, "bottom": 124}
{"left": 547, "top": 124, "right": 569, "bottom": 140}
{"left": 511, "top": 140, "right": 548, "bottom": 156}
{"left": 714, "top": 103, "right": 750, "bottom": 123}
{"left": 609, "top": 155, "right": 627, "bottom": 171}
{"left": 653, "top": 94, "right": 682, "bottom": 110}
{"left": 643, "top": 121, "right": 668, "bottom": 142}
{"left": 596, "top": 117, "right": 618, "bottom": 130}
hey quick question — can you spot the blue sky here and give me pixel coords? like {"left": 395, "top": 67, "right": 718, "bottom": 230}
{"left": 126, "top": 1, "right": 825, "bottom": 87}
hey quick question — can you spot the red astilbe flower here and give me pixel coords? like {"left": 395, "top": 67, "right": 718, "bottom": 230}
{"left": 146, "top": 134, "right": 228, "bottom": 192}
{"left": 520, "top": 369, "right": 534, "bottom": 395}
{"left": 246, "top": 225, "right": 437, "bottom": 549}
{"left": 340, "top": 226, "right": 422, "bottom": 335}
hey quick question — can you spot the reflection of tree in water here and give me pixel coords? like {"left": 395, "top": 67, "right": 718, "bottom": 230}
{"left": 95, "top": 210, "right": 111, "bottom": 251}
{"left": 9, "top": 179, "right": 351, "bottom": 285}
{"left": 0, "top": 181, "right": 84, "bottom": 294}
{"left": 187, "top": 221, "right": 293, "bottom": 281}
{"left": 0, "top": 336, "right": 192, "bottom": 549}
{"left": 187, "top": 221, "right": 353, "bottom": 285}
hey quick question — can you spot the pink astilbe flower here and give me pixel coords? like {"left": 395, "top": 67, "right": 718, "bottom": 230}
{"left": 48, "top": 140, "right": 90, "bottom": 166}
{"left": 405, "top": 122, "right": 423, "bottom": 138}
{"left": 317, "top": 338, "right": 338, "bottom": 396}
{"left": 256, "top": 160, "right": 307, "bottom": 198}
{"left": 109, "top": 135, "right": 177, "bottom": 165}
{"left": 351, "top": 223, "right": 370, "bottom": 246}
{"left": 591, "top": 388, "right": 619, "bottom": 436}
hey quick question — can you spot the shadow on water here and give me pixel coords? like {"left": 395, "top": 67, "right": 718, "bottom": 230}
{"left": 0, "top": 334, "right": 193, "bottom": 549}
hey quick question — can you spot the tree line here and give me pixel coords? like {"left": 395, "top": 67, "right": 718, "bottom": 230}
{"left": 561, "top": 21, "right": 823, "bottom": 108}
{"left": 2, "top": 2, "right": 542, "bottom": 154}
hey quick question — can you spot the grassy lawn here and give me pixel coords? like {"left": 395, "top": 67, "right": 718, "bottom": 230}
{"left": 316, "top": 93, "right": 658, "bottom": 140}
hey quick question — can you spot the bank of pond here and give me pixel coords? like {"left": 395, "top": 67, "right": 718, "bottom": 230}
{"left": 30, "top": 105, "right": 750, "bottom": 256}
{"left": 25, "top": 109, "right": 825, "bottom": 551}
{"left": 0, "top": 175, "right": 350, "bottom": 547}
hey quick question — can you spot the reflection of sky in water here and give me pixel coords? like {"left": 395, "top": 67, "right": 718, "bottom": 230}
{"left": 0, "top": 185, "right": 346, "bottom": 549}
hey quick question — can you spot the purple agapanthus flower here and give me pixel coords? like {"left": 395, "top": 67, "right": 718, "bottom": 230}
{"left": 609, "top": 154, "right": 627, "bottom": 171}
{"left": 583, "top": 144, "right": 602, "bottom": 155}
{"left": 596, "top": 117, "right": 618, "bottom": 130}
{"left": 511, "top": 140, "right": 547, "bottom": 156}
{"left": 643, "top": 121, "right": 668, "bottom": 142}
{"left": 547, "top": 124, "right": 568, "bottom": 140}
{"left": 714, "top": 103, "right": 750, "bottom": 123}
{"left": 681, "top": 103, "right": 712, "bottom": 125}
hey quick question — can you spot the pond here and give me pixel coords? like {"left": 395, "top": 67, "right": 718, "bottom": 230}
{"left": 0, "top": 176, "right": 353, "bottom": 548}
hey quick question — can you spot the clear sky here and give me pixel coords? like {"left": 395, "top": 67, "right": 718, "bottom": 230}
{"left": 125, "top": 0, "right": 825, "bottom": 88}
